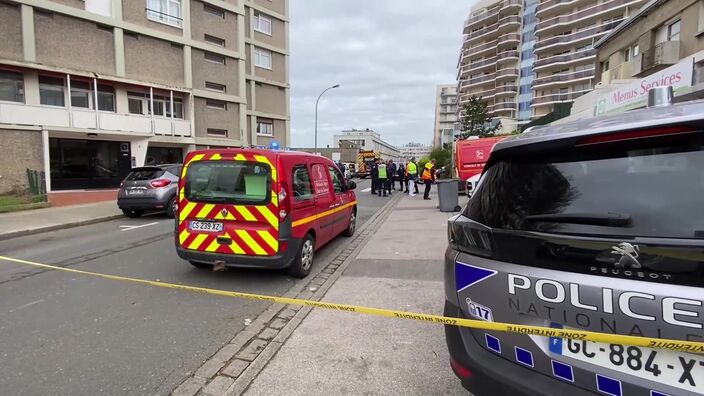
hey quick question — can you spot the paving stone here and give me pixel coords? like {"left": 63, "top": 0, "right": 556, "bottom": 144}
{"left": 171, "top": 377, "right": 206, "bottom": 396}
{"left": 257, "top": 327, "right": 279, "bottom": 340}
{"left": 202, "top": 375, "right": 235, "bottom": 396}
{"left": 236, "top": 339, "right": 268, "bottom": 361}
{"left": 194, "top": 359, "right": 227, "bottom": 379}
{"left": 268, "top": 318, "right": 287, "bottom": 330}
{"left": 221, "top": 359, "right": 250, "bottom": 378}
{"left": 297, "top": 290, "right": 314, "bottom": 300}
{"left": 277, "top": 308, "right": 297, "bottom": 320}
{"left": 210, "top": 343, "right": 240, "bottom": 363}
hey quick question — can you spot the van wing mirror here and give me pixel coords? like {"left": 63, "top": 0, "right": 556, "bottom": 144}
{"left": 346, "top": 180, "right": 357, "bottom": 190}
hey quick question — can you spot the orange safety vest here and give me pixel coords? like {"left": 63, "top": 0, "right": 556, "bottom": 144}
{"left": 421, "top": 163, "right": 434, "bottom": 181}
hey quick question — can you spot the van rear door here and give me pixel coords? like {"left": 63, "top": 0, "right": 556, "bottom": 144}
{"left": 178, "top": 152, "right": 279, "bottom": 256}
{"left": 309, "top": 162, "right": 335, "bottom": 246}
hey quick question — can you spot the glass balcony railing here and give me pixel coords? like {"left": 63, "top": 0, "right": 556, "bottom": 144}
{"left": 464, "top": 9, "right": 500, "bottom": 32}
{"left": 534, "top": 48, "right": 596, "bottom": 68}
{"left": 495, "top": 85, "right": 518, "bottom": 94}
{"left": 497, "top": 33, "right": 521, "bottom": 47}
{"left": 489, "top": 102, "right": 517, "bottom": 111}
{"left": 463, "top": 39, "right": 499, "bottom": 55}
{"left": 534, "top": 68, "right": 595, "bottom": 86}
{"left": 466, "top": 22, "right": 501, "bottom": 41}
{"left": 532, "top": 90, "right": 590, "bottom": 105}
{"left": 535, "top": 21, "right": 621, "bottom": 50}
{"left": 536, "top": 0, "right": 634, "bottom": 32}
{"left": 500, "top": 0, "right": 523, "bottom": 12}
{"left": 496, "top": 68, "right": 519, "bottom": 79}
{"left": 497, "top": 50, "right": 520, "bottom": 63}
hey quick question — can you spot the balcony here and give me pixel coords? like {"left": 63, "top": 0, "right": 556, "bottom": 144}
{"left": 536, "top": 0, "right": 639, "bottom": 34}
{"left": 496, "top": 68, "right": 519, "bottom": 81}
{"left": 497, "top": 33, "right": 521, "bottom": 49}
{"left": 494, "top": 85, "right": 518, "bottom": 96}
{"left": 462, "top": 39, "right": 499, "bottom": 57}
{"left": 461, "top": 74, "right": 496, "bottom": 89}
{"left": 535, "top": 21, "right": 621, "bottom": 52}
{"left": 534, "top": 48, "right": 596, "bottom": 70}
{"left": 463, "top": 8, "right": 500, "bottom": 33}
{"left": 465, "top": 21, "right": 502, "bottom": 45}
{"left": 537, "top": 0, "right": 593, "bottom": 19}
{"left": 600, "top": 61, "right": 634, "bottom": 84}
{"left": 497, "top": 16, "right": 522, "bottom": 35}
{"left": 500, "top": 0, "right": 522, "bottom": 14}
{"left": 464, "top": 57, "right": 497, "bottom": 73}
{"left": 633, "top": 40, "right": 681, "bottom": 77}
{"left": 496, "top": 50, "right": 520, "bottom": 65}
{"left": 531, "top": 90, "right": 590, "bottom": 106}
{"left": 0, "top": 102, "right": 192, "bottom": 137}
{"left": 534, "top": 68, "right": 595, "bottom": 87}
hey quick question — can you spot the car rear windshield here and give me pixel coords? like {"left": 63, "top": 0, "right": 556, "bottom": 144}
{"left": 184, "top": 160, "right": 271, "bottom": 205}
{"left": 126, "top": 168, "right": 165, "bottom": 180}
{"left": 466, "top": 134, "right": 704, "bottom": 239}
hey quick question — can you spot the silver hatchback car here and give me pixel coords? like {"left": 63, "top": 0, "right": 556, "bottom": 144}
{"left": 117, "top": 164, "right": 182, "bottom": 218}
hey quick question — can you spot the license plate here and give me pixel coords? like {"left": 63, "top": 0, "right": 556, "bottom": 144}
{"left": 127, "top": 189, "right": 145, "bottom": 195}
{"left": 561, "top": 338, "right": 704, "bottom": 394}
{"left": 189, "top": 220, "right": 223, "bottom": 233}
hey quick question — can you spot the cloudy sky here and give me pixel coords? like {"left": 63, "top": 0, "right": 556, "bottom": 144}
{"left": 289, "top": 0, "right": 473, "bottom": 148}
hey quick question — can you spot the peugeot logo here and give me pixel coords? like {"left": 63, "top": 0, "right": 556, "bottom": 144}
{"left": 611, "top": 242, "right": 641, "bottom": 269}
{"left": 221, "top": 208, "right": 228, "bottom": 217}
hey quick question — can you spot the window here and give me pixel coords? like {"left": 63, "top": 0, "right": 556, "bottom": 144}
{"left": 203, "top": 4, "right": 224, "bottom": 18}
{"left": 127, "top": 91, "right": 183, "bottom": 118}
{"left": 70, "top": 80, "right": 92, "bottom": 108}
{"left": 623, "top": 47, "right": 631, "bottom": 62}
{"left": 147, "top": 0, "right": 182, "bottom": 27}
{"left": 166, "top": 96, "right": 183, "bottom": 118}
{"left": 0, "top": 70, "right": 24, "bottom": 103}
{"left": 253, "top": 12, "right": 272, "bottom": 35}
{"left": 39, "top": 76, "right": 65, "bottom": 106}
{"left": 254, "top": 47, "right": 272, "bottom": 69}
{"left": 205, "top": 81, "right": 226, "bottom": 93}
{"left": 184, "top": 161, "right": 271, "bottom": 205}
{"left": 600, "top": 60, "right": 610, "bottom": 72}
{"left": 632, "top": 44, "right": 639, "bottom": 58}
{"left": 668, "top": 19, "right": 681, "bottom": 41}
{"left": 128, "top": 91, "right": 148, "bottom": 115}
{"left": 206, "top": 128, "right": 228, "bottom": 137}
{"left": 292, "top": 165, "right": 313, "bottom": 200}
{"left": 97, "top": 84, "right": 115, "bottom": 112}
{"left": 574, "top": 82, "right": 592, "bottom": 92}
{"left": 204, "top": 51, "right": 226, "bottom": 64}
{"left": 257, "top": 119, "right": 274, "bottom": 136}
{"left": 204, "top": 34, "right": 225, "bottom": 47}
{"left": 206, "top": 99, "right": 227, "bottom": 110}
{"left": 328, "top": 166, "right": 344, "bottom": 194}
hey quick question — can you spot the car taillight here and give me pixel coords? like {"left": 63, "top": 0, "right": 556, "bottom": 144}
{"left": 278, "top": 184, "right": 289, "bottom": 220}
{"left": 450, "top": 358, "right": 473, "bottom": 379}
{"left": 577, "top": 125, "right": 697, "bottom": 145}
{"left": 150, "top": 179, "right": 171, "bottom": 188}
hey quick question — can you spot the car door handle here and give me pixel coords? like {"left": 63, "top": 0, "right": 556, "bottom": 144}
{"left": 329, "top": 203, "right": 340, "bottom": 208}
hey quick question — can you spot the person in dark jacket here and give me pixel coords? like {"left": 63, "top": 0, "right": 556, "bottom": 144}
{"left": 387, "top": 160, "right": 397, "bottom": 192}
{"left": 370, "top": 159, "right": 379, "bottom": 195}
{"left": 396, "top": 162, "right": 405, "bottom": 191}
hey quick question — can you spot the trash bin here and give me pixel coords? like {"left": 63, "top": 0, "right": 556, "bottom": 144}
{"left": 436, "top": 179, "right": 461, "bottom": 212}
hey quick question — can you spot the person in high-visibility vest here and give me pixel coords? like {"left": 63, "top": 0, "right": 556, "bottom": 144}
{"left": 405, "top": 157, "right": 418, "bottom": 197}
{"left": 421, "top": 159, "right": 436, "bottom": 200}
{"left": 377, "top": 160, "right": 388, "bottom": 197}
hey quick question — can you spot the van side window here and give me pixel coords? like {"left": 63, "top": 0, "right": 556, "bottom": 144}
{"left": 292, "top": 165, "right": 313, "bottom": 200}
{"left": 328, "top": 166, "right": 344, "bottom": 194}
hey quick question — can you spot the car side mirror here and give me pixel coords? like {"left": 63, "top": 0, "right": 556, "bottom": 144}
{"left": 347, "top": 180, "right": 357, "bottom": 190}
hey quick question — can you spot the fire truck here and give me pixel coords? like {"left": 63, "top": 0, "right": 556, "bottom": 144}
{"left": 356, "top": 150, "right": 381, "bottom": 179}
{"left": 455, "top": 136, "right": 505, "bottom": 195}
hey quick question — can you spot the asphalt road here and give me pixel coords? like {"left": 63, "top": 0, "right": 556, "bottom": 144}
{"left": 0, "top": 178, "right": 387, "bottom": 395}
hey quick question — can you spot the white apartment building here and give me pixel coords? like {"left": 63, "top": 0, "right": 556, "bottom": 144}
{"left": 400, "top": 142, "right": 431, "bottom": 161}
{"left": 332, "top": 129, "right": 401, "bottom": 160}
{"left": 433, "top": 84, "right": 458, "bottom": 148}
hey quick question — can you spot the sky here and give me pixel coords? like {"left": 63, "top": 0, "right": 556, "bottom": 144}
{"left": 288, "top": 0, "right": 474, "bottom": 149}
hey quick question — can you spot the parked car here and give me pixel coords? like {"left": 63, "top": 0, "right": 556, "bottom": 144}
{"left": 175, "top": 149, "right": 357, "bottom": 278}
{"left": 117, "top": 164, "right": 182, "bottom": 218}
{"left": 444, "top": 96, "right": 704, "bottom": 395}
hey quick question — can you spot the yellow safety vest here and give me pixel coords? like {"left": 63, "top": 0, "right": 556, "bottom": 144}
{"left": 407, "top": 162, "right": 417, "bottom": 175}
{"left": 422, "top": 163, "right": 433, "bottom": 180}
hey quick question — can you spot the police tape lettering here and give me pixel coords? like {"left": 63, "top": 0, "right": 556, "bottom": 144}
{"left": 1, "top": 255, "right": 702, "bottom": 353}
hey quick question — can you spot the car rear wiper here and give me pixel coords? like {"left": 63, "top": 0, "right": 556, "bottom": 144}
{"left": 525, "top": 212, "right": 632, "bottom": 227}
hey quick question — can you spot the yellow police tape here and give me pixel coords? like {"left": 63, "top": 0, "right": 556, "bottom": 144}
{"left": 1, "top": 255, "right": 702, "bottom": 354}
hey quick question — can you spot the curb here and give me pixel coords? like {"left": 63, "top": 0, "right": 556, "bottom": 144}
{"left": 172, "top": 193, "right": 403, "bottom": 396}
{"left": 0, "top": 214, "right": 124, "bottom": 241}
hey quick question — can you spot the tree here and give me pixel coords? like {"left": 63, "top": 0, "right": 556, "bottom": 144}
{"left": 459, "top": 96, "right": 501, "bottom": 138}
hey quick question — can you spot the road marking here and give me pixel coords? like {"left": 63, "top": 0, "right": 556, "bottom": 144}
{"left": 361, "top": 187, "right": 372, "bottom": 192}
{"left": 119, "top": 222, "right": 159, "bottom": 231}
{"left": 10, "top": 299, "right": 44, "bottom": 313}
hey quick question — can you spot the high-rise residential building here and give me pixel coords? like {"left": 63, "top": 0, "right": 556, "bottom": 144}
{"left": 457, "top": 0, "right": 645, "bottom": 126}
{"left": 532, "top": 0, "right": 645, "bottom": 118}
{"left": 0, "top": 0, "right": 289, "bottom": 202}
{"left": 332, "top": 129, "right": 401, "bottom": 160}
{"left": 399, "top": 142, "right": 431, "bottom": 161}
{"left": 457, "top": 0, "right": 522, "bottom": 133}
{"left": 433, "top": 84, "right": 458, "bottom": 148}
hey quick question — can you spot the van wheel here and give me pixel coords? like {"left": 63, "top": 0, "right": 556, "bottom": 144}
{"left": 166, "top": 196, "right": 177, "bottom": 218}
{"left": 343, "top": 210, "right": 356, "bottom": 237}
{"left": 288, "top": 234, "right": 314, "bottom": 278}
{"left": 189, "top": 261, "right": 212, "bottom": 269}
{"left": 122, "top": 209, "right": 143, "bottom": 218}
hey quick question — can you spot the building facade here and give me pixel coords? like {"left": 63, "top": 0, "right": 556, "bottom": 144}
{"left": 433, "top": 84, "right": 458, "bottom": 148}
{"left": 332, "top": 129, "right": 401, "bottom": 160}
{"left": 399, "top": 142, "right": 431, "bottom": 161}
{"left": 0, "top": 0, "right": 289, "bottom": 199}
{"left": 457, "top": 0, "right": 646, "bottom": 126}
{"left": 457, "top": 0, "right": 522, "bottom": 133}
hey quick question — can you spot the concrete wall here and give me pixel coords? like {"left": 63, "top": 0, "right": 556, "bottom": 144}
{"left": 193, "top": 97, "right": 240, "bottom": 140}
{"left": 254, "top": 83, "right": 286, "bottom": 115}
{"left": 0, "top": 129, "right": 44, "bottom": 195}
{"left": 124, "top": 34, "right": 184, "bottom": 86}
{"left": 35, "top": 12, "right": 115, "bottom": 75}
{"left": 191, "top": 0, "right": 239, "bottom": 52}
{"left": 122, "top": 0, "right": 183, "bottom": 35}
{"left": 191, "top": 49, "right": 239, "bottom": 96}
{"left": 253, "top": 0, "right": 286, "bottom": 15}
{"left": 0, "top": 3, "right": 23, "bottom": 62}
{"left": 253, "top": 51, "right": 286, "bottom": 82}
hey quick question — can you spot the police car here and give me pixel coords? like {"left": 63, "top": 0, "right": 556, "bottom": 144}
{"left": 444, "top": 90, "right": 704, "bottom": 396}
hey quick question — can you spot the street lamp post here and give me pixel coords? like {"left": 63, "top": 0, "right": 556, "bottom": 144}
{"left": 314, "top": 84, "right": 340, "bottom": 152}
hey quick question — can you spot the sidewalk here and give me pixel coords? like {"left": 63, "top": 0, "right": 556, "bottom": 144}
{"left": 243, "top": 190, "right": 468, "bottom": 395}
{"left": 0, "top": 201, "right": 122, "bottom": 240}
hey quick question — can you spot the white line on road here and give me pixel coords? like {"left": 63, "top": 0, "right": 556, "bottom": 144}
{"left": 120, "top": 222, "right": 159, "bottom": 231}
{"left": 9, "top": 299, "right": 44, "bottom": 313}
{"left": 361, "top": 187, "right": 372, "bottom": 192}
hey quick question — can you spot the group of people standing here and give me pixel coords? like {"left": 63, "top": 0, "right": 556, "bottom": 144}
{"left": 369, "top": 157, "right": 436, "bottom": 200}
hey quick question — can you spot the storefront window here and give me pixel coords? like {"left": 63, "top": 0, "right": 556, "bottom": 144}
{"left": 49, "top": 138, "right": 132, "bottom": 190}
{"left": 145, "top": 146, "right": 183, "bottom": 165}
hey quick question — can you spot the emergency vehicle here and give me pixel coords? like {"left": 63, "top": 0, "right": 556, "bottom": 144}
{"left": 356, "top": 150, "right": 381, "bottom": 178}
{"left": 175, "top": 149, "right": 357, "bottom": 278}
{"left": 455, "top": 136, "right": 505, "bottom": 195}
